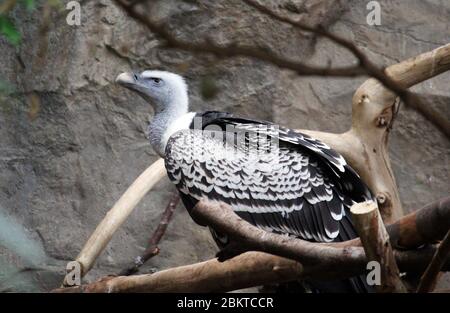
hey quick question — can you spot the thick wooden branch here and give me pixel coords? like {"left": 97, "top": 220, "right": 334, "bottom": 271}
{"left": 351, "top": 201, "right": 406, "bottom": 293}
{"left": 54, "top": 198, "right": 450, "bottom": 293}
{"left": 387, "top": 197, "right": 450, "bottom": 249}
{"left": 192, "top": 200, "right": 364, "bottom": 272}
{"left": 65, "top": 158, "right": 166, "bottom": 283}
{"left": 386, "top": 44, "right": 450, "bottom": 87}
{"left": 349, "top": 45, "right": 450, "bottom": 222}
{"left": 190, "top": 200, "right": 449, "bottom": 273}
{"left": 54, "top": 247, "right": 450, "bottom": 293}
{"left": 54, "top": 252, "right": 304, "bottom": 293}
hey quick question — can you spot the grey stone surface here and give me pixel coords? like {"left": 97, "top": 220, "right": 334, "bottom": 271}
{"left": 0, "top": 0, "right": 448, "bottom": 291}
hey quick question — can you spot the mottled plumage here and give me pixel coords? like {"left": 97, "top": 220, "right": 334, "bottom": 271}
{"left": 166, "top": 114, "right": 373, "bottom": 244}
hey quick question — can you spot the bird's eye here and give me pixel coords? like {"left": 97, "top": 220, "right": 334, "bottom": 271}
{"left": 150, "top": 77, "right": 161, "bottom": 84}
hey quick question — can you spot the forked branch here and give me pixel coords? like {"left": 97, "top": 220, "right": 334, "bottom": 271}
{"left": 119, "top": 193, "right": 180, "bottom": 276}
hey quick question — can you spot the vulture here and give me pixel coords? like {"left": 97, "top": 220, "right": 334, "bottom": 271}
{"left": 116, "top": 70, "right": 374, "bottom": 293}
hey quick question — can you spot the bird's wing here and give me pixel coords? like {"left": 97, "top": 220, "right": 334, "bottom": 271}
{"left": 165, "top": 123, "right": 367, "bottom": 242}
{"left": 212, "top": 117, "right": 373, "bottom": 203}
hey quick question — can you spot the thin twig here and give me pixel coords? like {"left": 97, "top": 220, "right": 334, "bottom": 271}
{"left": 416, "top": 229, "right": 450, "bottom": 293}
{"left": 119, "top": 193, "right": 180, "bottom": 276}
{"left": 112, "top": 0, "right": 366, "bottom": 77}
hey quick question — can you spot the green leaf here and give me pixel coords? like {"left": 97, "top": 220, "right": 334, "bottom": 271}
{"left": 0, "top": 15, "right": 21, "bottom": 46}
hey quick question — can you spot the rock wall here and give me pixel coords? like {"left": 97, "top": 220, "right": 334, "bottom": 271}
{"left": 0, "top": 0, "right": 448, "bottom": 291}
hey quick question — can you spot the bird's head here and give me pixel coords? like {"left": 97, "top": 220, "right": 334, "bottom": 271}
{"left": 115, "top": 70, "right": 188, "bottom": 113}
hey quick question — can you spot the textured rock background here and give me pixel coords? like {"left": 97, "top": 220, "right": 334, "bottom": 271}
{"left": 0, "top": 0, "right": 448, "bottom": 292}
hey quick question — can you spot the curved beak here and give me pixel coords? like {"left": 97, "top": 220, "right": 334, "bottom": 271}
{"left": 115, "top": 72, "right": 138, "bottom": 88}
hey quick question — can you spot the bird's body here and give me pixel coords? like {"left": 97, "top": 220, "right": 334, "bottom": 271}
{"left": 165, "top": 113, "right": 371, "bottom": 243}
{"left": 116, "top": 70, "right": 374, "bottom": 293}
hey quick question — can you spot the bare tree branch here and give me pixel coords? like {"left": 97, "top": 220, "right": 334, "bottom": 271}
{"left": 191, "top": 200, "right": 363, "bottom": 267}
{"left": 417, "top": 229, "right": 450, "bottom": 293}
{"left": 112, "top": 0, "right": 367, "bottom": 77}
{"left": 53, "top": 252, "right": 305, "bottom": 293}
{"left": 300, "top": 45, "right": 450, "bottom": 223}
{"left": 189, "top": 199, "right": 449, "bottom": 267}
{"left": 119, "top": 193, "right": 180, "bottom": 276}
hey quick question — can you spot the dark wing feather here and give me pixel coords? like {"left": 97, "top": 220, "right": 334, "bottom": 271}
{"left": 211, "top": 117, "right": 348, "bottom": 171}
{"left": 213, "top": 117, "right": 373, "bottom": 200}
{"left": 165, "top": 124, "right": 358, "bottom": 242}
